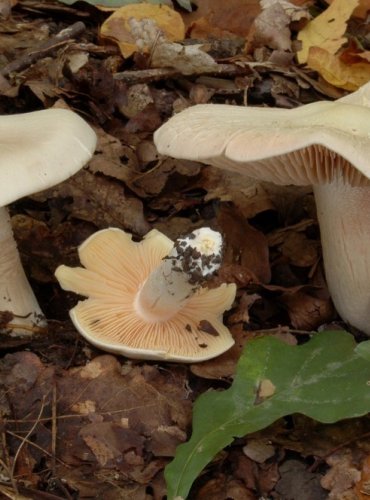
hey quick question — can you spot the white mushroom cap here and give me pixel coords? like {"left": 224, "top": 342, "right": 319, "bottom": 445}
{"left": 339, "top": 81, "right": 370, "bottom": 106}
{"left": 0, "top": 107, "right": 97, "bottom": 206}
{"left": 0, "top": 107, "right": 97, "bottom": 336}
{"left": 154, "top": 100, "right": 370, "bottom": 186}
{"left": 56, "top": 228, "right": 236, "bottom": 362}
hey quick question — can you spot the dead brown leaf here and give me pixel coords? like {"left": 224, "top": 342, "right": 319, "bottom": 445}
{"left": 279, "top": 290, "right": 335, "bottom": 330}
{"left": 321, "top": 449, "right": 362, "bottom": 498}
{"left": 33, "top": 168, "right": 150, "bottom": 236}
{"left": 279, "top": 231, "right": 319, "bottom": 268}
{"left": 217, "top": 204, "right": 271, "bottom": 283}
{"left": 195, "top": 474, "right": 255, "bottom": 500}
{"left": 183, "top": 0, "right": 261, "bottom": 39}
{"left": 307, "top": 46, "right": 370, "bottom": 91}
{"left": 88, "top": 126, "right": 139, "bottom": 183}
{"left": 276, "top": 459, "right": 327, "bottom": 499}
{"left": 253, "top": 2, "right": 293, "bottom": 51}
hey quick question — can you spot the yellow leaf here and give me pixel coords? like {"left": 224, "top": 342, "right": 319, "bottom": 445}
{"left": 307, "top": 46, "right": 370, "bottom": 91}
{"left": 325, "top": 0, "right": 370, "bottom": 20}
{"left": 297, "top": 0, "right": 359, "bottom": 64}
{"left": 100, "top": 4, "right": 185, "bottom": 59}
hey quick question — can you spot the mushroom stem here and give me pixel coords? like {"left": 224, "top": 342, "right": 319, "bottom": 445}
{"left": 135, "top": 227, "right": 223, "bottom": 321}
{"left": 0, "top": 206, "right": 45, "bottom": 335}
{"left": 313, "top": 183, "right": 370, "bottom": 334}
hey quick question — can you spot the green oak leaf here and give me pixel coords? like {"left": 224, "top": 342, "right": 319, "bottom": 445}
{"left": 166, "top": 331, "right": 370, "bottom": 499}
{"left": 355, "top": 340, "right": 370, "bottom": 361}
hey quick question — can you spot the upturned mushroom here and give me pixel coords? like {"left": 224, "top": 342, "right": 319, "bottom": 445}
{"left": 0, "top": 108, "right": 97, "bottom": 335}
{"left": 154, "top": 82, "right": 370, "bottom": 335}
{"left": 55, "top": 227, "right": 236, "bottom": 362}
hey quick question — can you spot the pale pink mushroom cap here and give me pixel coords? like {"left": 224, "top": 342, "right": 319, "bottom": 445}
{"left": 55, "top": 228, "right": 236, "bottom": 362}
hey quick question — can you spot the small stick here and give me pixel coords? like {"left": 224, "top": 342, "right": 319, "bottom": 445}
{"left": 10, "top": 396, "right": 46, "bottom": 482}
{"left": 51, "top": 384, "right": 57, "bottom": 475}
{"left": 1, "top": 21, "right": 86, "bottom": 77}
{"left": 113, "top": 61, "right": 294, "bottom": 84}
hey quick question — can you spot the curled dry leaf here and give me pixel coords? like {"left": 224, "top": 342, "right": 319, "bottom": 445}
{"left": 279, "top": 290, "right": 335, "bottom": 330}
{"left": 253, "top": 1, "right": 293, "bottom": 51}
{"left": 119, "top": 83, "right": 154, "bottom": 119}
{"left": 151, "top": 42, "right": 218, "bottom": 75}
{"left": 307, "top": 46, "right": 370, "bottom": 91}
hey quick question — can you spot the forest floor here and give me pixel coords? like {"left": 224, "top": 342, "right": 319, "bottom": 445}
{"left": 0, "top": 0, "right": 370, "bottom": 499}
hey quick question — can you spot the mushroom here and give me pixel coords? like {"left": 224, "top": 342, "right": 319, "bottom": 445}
{"left": 153, "top": 82, "right": 370, "bottom": 335}
{"left": 0, "top": 108, "right": 97, "bottom": 335}
{"left": 55, "top": 227, "right": 236, "bottom": 362}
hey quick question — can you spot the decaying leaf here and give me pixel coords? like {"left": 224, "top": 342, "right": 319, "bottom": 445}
{"left": 321, "top": 449, "right": 362, "bottom": 498}
{"left": 88, "top": 126, "right": 139, "bottom": 182}
{"left": 253, "top": 1, "right": 293, "bottom": 51}
{"left": 151, "top": 42, "right": 218, "bottom": 74}
{"left": 100, "top": 4, "right": 185, "bottom": 58}
{"left": 279, "top": 289, "right": 335, "bottom": 330}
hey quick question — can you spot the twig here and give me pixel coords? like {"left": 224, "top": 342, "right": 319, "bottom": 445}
{"left": 10, "top": 396, "right": 46, "bottom": 482}
{"left": 5, "top": 431, "right": 67, "bottom": 467}
{"left": 51, "top": 384, "right": 57, "bottom": 475}
{"left": 309, "top": 430, "right": 370, "bottom": 472}
{"left": 113, "top": 63, "right": 252, "bottom": 84}
{"left": 0, "top": 21, "right": 86, "bottom": 77}
{"left": 113, "top": 61, "right": 296, "bottom": 84}
{"left": 0, "top": 484, "right": 29, "bottom": 500}
{"left": 0, "top": 424, "right": 17, "bottom": 495}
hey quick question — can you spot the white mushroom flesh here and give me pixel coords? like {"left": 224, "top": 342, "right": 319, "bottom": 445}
{"left": 135, "top": 228, "right": 223, "bottom": 321}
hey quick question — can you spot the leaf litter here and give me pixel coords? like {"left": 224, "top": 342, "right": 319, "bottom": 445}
{"left": 0, "top": 0, "right": 370, "bottom": 498}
